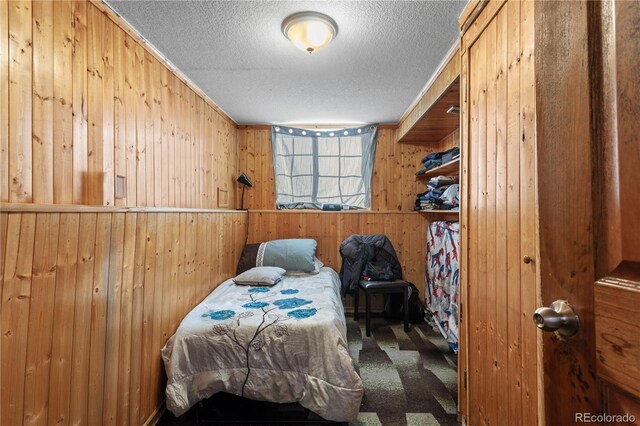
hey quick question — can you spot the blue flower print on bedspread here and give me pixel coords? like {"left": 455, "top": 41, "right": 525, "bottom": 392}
{"left": 287, "top": 308, "right": 317, "bottom": 319}
{"left": 248, "top": 287, "right": 270, "bottom": 293}
{"left": 202, "top": 310, "right": 236, "bottom": 320}
{"left": 273, "top": 297, "right": 312, "bottom": 309}
{"left": 242, "top": 301, "right": 269, "bottom": 309}
{"left": 280, "top": 289, "right": 299, "bottom": 295}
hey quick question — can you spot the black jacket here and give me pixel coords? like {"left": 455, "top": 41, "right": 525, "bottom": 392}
{"left": 339, "top": 234, "right": 403, "bottom": 296}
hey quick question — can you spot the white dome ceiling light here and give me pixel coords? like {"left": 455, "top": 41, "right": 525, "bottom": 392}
{"left": 282, "top": 11, "right": 338, "bottom": 54}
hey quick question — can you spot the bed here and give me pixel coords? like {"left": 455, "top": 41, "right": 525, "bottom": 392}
{"left": 161, "top": 267, "right": 364, "bottom": 422}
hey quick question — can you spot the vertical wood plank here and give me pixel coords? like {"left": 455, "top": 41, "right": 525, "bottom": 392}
{"left": 244, "top": 129, "right": 255, "bottom": 209}
{"left": 52, "top": 0, "right": 73, "bottom": 204}
{"left": 193, "top": 97, "right": 201, "bottom": 208}
{"left": 32, "top": 0, "right": 54, "bottom": 204}
{"left": 160, "top": 67, "right": 171, "bottom": 206}
{"left": 152, "top": 58, "right": 162, "bottom": 207}
{"left": 150, "top": 213, "right": 167, "bottom": 410}
{"left": 141, "top": 213, "right": 157, "bottom": 421}
{"left": 185, "top": 89, "right": 193, "bottom": 207}
{"left": 166, "top": 72, "right": 176, "bottom": 207}
{"left": 8, "top": 0, "right": 33, "bottom": 202}
{"left": 24, "top": 213, "right": 60, "bottom": 426}
{"left": 87, "top": 213, "right": 112, "bottom": 423}
{"left": 204, "top": 107, "right": 213, "bottom": 208}
{"left": 68, "top": 213, "right": 97, "bottom": 426}
{"left": 86, "top": 5, "right": 103, "bottom": 205}
{"left": 175, "top": 80, "right": 183, "bottom": 207}
{"left": 167, "top": 213, "right": 180, "bottom": 333}
{"left": 47, "top": 213, "right": 79, "bottom": 426}
{"left": 116, "top": 212, "right": 136, "bottom": 425}
{"left": 467, "top": 32, "right": 481, "bottom": 426}
{"left": 113, "top": 27, "right": 126, "bottom": 207}
{"left": 506, "top": 1, "right": 522, "bottom": 422}
{"left": 124, "top": 34, "right": 136, "bottom": 206}
{"left": 458, "top": 47, "right": 469, "bottom": 419}
{"left": 102, "top": 17, "right": 114, "bottom": 206}
{"left": 1, "top": 213, "right": 35, "bottom": 425}
{"left": 144, "top": 51, "right": 154, "bottom": 207}
{"left": 102, "top": 213, "right": 125, "bottom": 425}
{"left": 495, "top": 6, "right": 509, "bottom": 424}
{"left": 129, "top": 213, "right": 147, "bottom": 423}
{"left": 0, "top": 1, "right": 8, "bottom": 202}
{"left": 519, "top": 1, "right": 538, "bottom": 422}
{"left": 0, "top": 213, "right": 7, "bottom": 294}
{"left": 135, "top": 43, "right": 146, "bottom": 206}
{"left": 72, "top": 0, "right": 87, "bottom": 204}
{"left": 484, "top": 17, "right": 498, "bottom": 426}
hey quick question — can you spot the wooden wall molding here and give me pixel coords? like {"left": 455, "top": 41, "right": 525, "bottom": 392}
{"left": 1, "top": 202, "right": 248, "bottom": 214}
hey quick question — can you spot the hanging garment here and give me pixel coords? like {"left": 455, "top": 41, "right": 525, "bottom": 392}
{"left": 425, "top": 221, "right": 460, "bottom": 352}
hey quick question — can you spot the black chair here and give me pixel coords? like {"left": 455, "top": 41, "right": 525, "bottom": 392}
{"left": 353, "top": 279, "right": 411, "bottom": 337}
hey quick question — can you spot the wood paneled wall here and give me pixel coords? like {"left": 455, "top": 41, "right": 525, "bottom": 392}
{"left": 0, "top": 209, "right": 248, "bottom": 426}
{"left": 239, "top": 126, "right": 461, "bottom": 304}
{"left": 248, "top": 210, "right": 428, "bottom": 299}
{"left": 238, "top": 126, "right": 456, "bottom": 212}
{"left": 1, "top": 0, "right": 239, "bottom": 208}
{"left": 459, "top": 0, "right": 538, "bottom": 424}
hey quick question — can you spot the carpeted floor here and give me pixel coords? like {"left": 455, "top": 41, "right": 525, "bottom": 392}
{"left": 347, "top": 317, "right": 459, "bottom": 426}
{"left": 158, "top": 317, "right": 459, "bottom": 426}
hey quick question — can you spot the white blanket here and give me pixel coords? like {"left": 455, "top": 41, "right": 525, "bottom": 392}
{"left": 161, "top": 267, "right": 364, "bottom": 422}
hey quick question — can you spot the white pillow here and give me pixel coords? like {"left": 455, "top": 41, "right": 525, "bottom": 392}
{"left": 285, "top": 258, "right": 324, "bottom": 276}
{"left": 233, "top": 266, "right": 286, "bottom": 286}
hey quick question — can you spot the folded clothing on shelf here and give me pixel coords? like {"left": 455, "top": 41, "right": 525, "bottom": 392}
{"left": 416, "top": 147, "right": 460, "bottom": 174}
{"left": 415, "top": 184, "right": 459, "bottom": 211}
{"left": 427, "top": 175, "right": 459, "bottom": 189}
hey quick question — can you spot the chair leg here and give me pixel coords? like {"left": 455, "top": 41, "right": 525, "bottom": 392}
{"left": 403, "top": 286, "right": 410, "bottom": 333}
{"left": 365, "top": 290, "right": 372, "bottom": 337}
{"left": 353, "top": 288, "right": 359, "bottom": 321}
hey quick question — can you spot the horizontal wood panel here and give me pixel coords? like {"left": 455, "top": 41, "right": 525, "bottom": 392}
{"left": 397, "top": 81, "right": 460, "bottom": 144}
{"left": 0, "top": 202, "right": 248, "bottom": 214}
{"left": 1, "top": 210, "right": 248, "bottom": 426}
{"left": 595, "top": 280, "right": 640, "bottom": 397}
{"left": 248, "top": 211, "right": 428, "bottom": 300}
{"left": 603, "top": 383, "right": 640, "bottom": 423}
{"left": 2, "top": 0, "right": 239, "bottom": 208}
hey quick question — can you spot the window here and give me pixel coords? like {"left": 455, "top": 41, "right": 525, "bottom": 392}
{"left": 272, "top": 125, "right": 378, "bottom": 210}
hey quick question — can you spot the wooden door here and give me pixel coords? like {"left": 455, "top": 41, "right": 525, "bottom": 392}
{"left": 592, "top": 1, "right": 640, "bottom": 420}
{"left": 536, "top": 0, "right": 640, "bottom": 424}
{"left": 459, "top": 1, "right": 539, "bottom": 424}
{"left": 462, "top": 0, "right": 640, "bottom": 424}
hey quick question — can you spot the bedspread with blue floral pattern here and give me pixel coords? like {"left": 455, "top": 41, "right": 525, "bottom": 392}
{"left": 161, "top": 267, "right": 363, "bottom": 422}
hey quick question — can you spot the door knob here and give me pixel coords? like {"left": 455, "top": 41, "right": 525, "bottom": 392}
{"left": 532, "top": 300, "right": 579, "bottom": 340}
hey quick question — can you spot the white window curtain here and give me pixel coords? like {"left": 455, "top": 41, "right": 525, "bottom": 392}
{"left": 272, "top": 125, "right": 378, "bottom": 210}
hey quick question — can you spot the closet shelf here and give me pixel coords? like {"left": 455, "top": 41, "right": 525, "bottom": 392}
{"left": 415, "top": 158, "right": 460, "bottom": 181}
{"left": 417, "top": 210, "right": 459, "bottom": 216}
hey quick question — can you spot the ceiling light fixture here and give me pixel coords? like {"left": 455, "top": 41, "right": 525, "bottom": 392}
{"left": 282, "top": 11, "right": 338, "bottom": 54}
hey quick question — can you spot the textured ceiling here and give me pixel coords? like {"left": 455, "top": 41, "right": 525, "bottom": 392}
{"left": 106, "top": 0, "right": 467, "bottom": 125}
